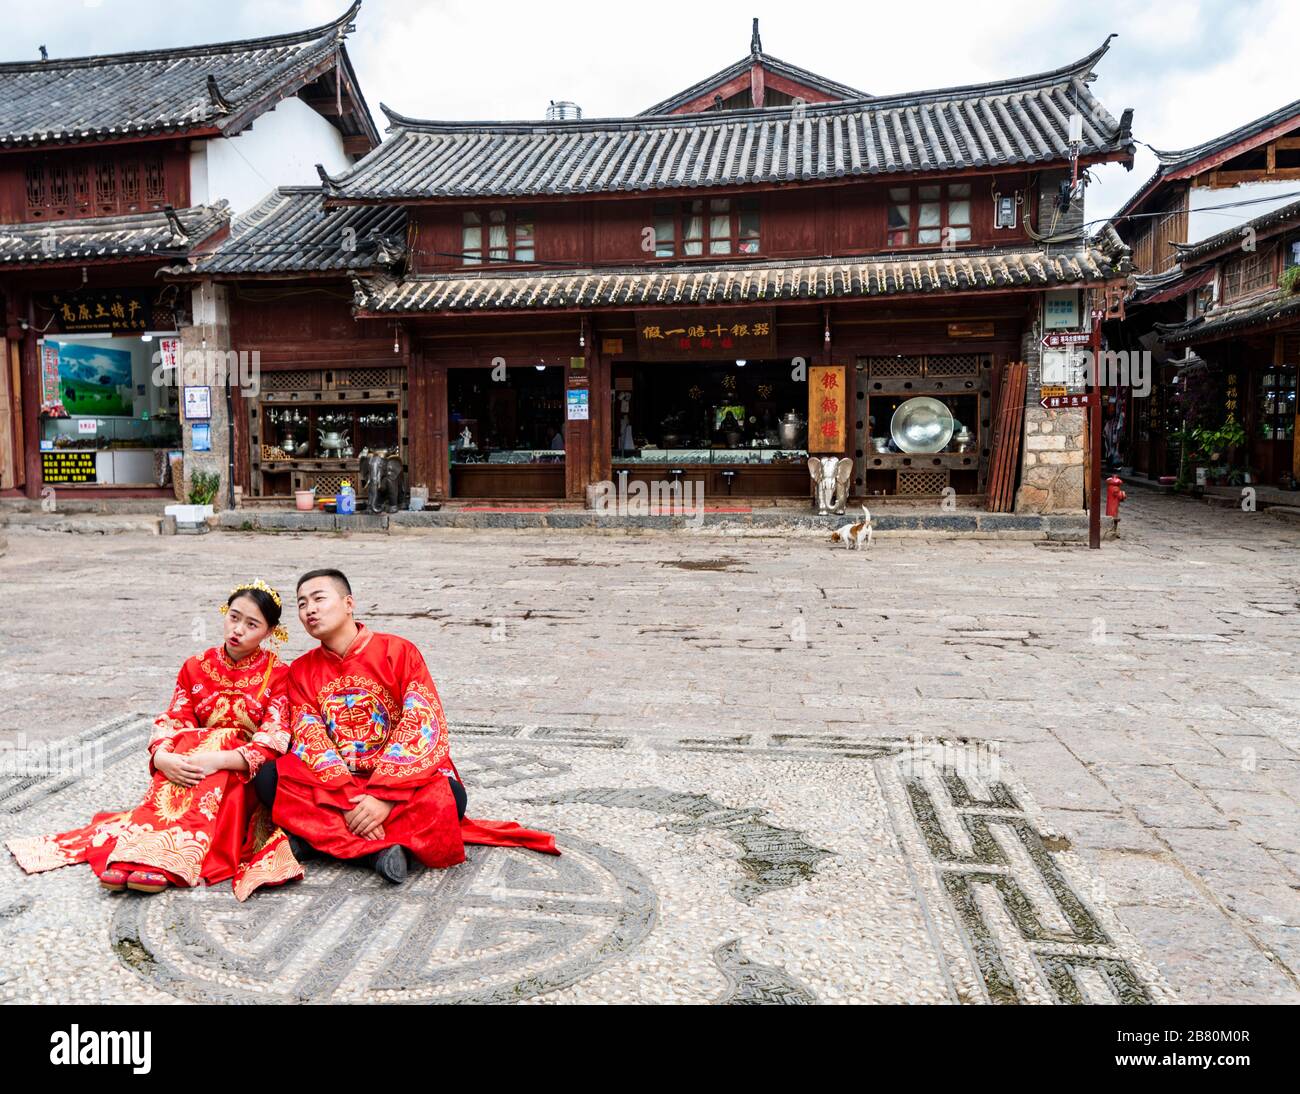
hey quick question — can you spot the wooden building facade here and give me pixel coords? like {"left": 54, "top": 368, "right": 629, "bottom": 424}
{"left": 0, "top": 3, "right": 377, "bottom": 500}
{"left": 171, "top": 35, "right": 1136, "bottom": 511}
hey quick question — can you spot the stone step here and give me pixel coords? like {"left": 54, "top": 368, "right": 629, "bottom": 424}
{"left": 4, "top": 512, "right": 162, "bottom": 534}
{"left": 215, "top": 507, "right": 1088, "bottom": 540}
{"left": 1264, "top": 505, "right": 1300, "bottom": 524}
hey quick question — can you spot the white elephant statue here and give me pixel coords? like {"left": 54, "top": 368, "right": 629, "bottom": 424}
{"left": 807, "top": 456, "right": 854, "bottom": 515}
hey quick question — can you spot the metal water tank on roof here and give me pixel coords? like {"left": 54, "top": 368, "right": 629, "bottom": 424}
{"left": 545, "top": 100, "right": 582, "bottom": 121}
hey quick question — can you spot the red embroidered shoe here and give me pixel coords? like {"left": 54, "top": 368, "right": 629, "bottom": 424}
{"left": 99, "top": 868, "right": 128, "bottom": 892}
{"left": 126, "top": 870, "right": 169, "bottom": 894}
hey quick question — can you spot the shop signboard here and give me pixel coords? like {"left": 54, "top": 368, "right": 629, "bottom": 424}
{"left": 635, "top": 308, "right": 777, "bottom": 360}
{"left": 42, "top": 451, "right": 97, "bottom": 484}
{"left": 808, "top": 365, "right": 847, "bottom": 453}
{"left": 46, "top": 289, "right": 153, "bottom": 333}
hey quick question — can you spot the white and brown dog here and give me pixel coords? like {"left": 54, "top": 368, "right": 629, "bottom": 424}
{"left": 830, "top": 505, "right": 873, "bottom": 550}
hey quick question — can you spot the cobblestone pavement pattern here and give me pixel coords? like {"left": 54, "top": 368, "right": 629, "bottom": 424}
{"left": 0, "top": 492, "right": 1296, "bottom": 1004}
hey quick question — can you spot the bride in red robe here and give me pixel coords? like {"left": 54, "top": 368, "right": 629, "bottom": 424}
{"left": 6, "top": 580, "right": 303, "bottom": 900}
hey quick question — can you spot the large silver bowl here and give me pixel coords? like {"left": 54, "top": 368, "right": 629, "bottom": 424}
{"left": 890, "top": 397, "right": 955, "bottom": 454}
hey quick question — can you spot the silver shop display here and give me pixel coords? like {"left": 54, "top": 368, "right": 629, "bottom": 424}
{"left": 778, "top": 410, "right": 806, "bottom": 449}
{"left": 890, "top": 397, "right": 955, "bottom": 454}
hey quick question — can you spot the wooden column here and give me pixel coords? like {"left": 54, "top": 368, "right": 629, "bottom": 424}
{"left": 564, "top": 349, "right": 590, "bottom": 501}
{"left": 20, "top": 319, "right": 40, "bottom": 498}
{"left": 428, "top": 359, "right": 449, "bottom": 502}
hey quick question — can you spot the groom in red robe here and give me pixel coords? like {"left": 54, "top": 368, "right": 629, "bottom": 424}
{"left": 268, "top": 569, "right": 557, "bottom": 882}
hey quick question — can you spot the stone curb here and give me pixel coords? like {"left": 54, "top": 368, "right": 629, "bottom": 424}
{"left": 214, "top": 508, "right": 1088, "bottom": 540}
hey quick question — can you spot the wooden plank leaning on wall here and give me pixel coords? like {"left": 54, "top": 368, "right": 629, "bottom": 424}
{"left": 0, "top": 337, "right": 24, "bottom": 490}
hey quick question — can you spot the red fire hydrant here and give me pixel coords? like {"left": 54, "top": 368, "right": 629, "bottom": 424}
{"left": 1105, "top": 475, "right": 1126, "bottom": 536}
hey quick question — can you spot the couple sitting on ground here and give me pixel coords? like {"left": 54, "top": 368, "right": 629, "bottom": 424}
{"left": 7, "top": 570, "right": 556, "bottom": 899}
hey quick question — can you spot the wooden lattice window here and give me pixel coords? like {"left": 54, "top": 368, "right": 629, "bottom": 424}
{"left": 1222, "top": 246, "right": 1276, "bottom": 303}
{"left": 24, "top": 164, "right": 45, "bottom": 209}
{"left": 143, "top": 157, "right": 165, "bottom": 202}
{"left": 887, "top": 184, "right": 971, "bottom": 247}
{"left": 94, "top": 161, "right": 116, "bottom": 207}
{"left": 120, "top": 162, "right": 140, "bottom": 205}
{"left": 653, "top": 197, "right": 760, "bottom": 258}
{"left": 48, "top": 163, "right": 69, "bottom": 208}
{"left": 70, "top": 163, "right": 90, "bottom": 211}
{"left": 23, "top": 153, "right": 170, "bottom": 218}
{"left": 461, "top": 209, "right": 534, "bottom": 265}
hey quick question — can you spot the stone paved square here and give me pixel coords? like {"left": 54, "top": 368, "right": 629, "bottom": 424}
{"left": 1, "top": 492, "right": 1297, "bottom": 1004}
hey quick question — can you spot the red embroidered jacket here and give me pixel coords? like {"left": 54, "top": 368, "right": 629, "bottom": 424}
{"left": 149, "top": 646, "right": 290, "bottom": 780}
{"left": 285, "top": 624, "right": 454, "bottom": 803}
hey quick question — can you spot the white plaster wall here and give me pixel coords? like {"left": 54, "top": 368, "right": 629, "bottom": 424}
{"left": 1188, "top": 180, "right": 1298, "bottom": 243}
{"left": 189, "top": 97, "right": 351, "bottom": 215}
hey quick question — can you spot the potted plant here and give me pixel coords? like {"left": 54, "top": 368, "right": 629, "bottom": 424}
{"left": 1281, "top": 265, "right": 1300, "bottom": 296}
{"left": 166, "top": 470, "right": 220, "bottom": 525}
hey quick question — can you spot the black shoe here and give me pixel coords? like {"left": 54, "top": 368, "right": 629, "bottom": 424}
{"left": 373, "top": 844, "right": 409, "bottom": 884}
{"left": 287, "top": 833, "right": 319, "bottom": 862}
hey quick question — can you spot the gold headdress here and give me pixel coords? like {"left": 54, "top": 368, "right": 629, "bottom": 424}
{"left": 220, "top": 579, "right": 289, "bottom": 646}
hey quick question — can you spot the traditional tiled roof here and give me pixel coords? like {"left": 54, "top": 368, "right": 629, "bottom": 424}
{"left": 352, "top": 246, "right": 1124, "bottom": 314}
{"left": 1155, "top": 290, "right": 1300, "bottom": 345}
{"left": 640, "top": 53, "right": 867, "bottom": 116}
{"left": 0, "top": 203, "right": 229, "bottom": 266}
{"left": 323, "top": 39, "right": 1132, "bottom": 202}
{"left": 1173, "top": 198, "right": 1300, "bottom": 266}
{"left": 0, "top": 2, "right": 376, "bottom": 148}
{"left": 172, "top": 187, "right": 405, "bottom": 277}
{"left": 1115, "top": 96, "right": 1300, "bottom": 218}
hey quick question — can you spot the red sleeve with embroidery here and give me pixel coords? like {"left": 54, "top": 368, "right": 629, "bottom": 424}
{"left": 285, "top": 657, "right": 359, "bottom": 798}
{"left": 235, "top": 660, "right": 291, "bottom": 782}
{"left": 366, "top": 640, "right": 451, "bottom": 802}
{"left": 149, "top": 657, "right": 202, "bottom": 773}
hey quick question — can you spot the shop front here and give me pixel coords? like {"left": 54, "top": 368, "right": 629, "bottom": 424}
{"left": 448, "top": 363, "right": 566, "bottom": 499}
{"left": 611, "top": 358, "right": 809, "bottom": 498}
{"left": 34, "top": 288, "right": 183, "bottom": 492}
{"left": 248, "top": 364, "right": 406, "bottom": 502}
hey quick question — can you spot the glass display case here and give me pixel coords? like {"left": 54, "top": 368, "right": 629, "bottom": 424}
{"left": 41, "top": 415, "right": 180, "bottom": 450}
{"left": 40, "top": 415, "right": 181, "bottom": 485}
{"left": 615, "top": 447, "right": 806, "bottom": 464}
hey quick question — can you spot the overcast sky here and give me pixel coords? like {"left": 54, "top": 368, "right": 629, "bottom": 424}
{"left": 10, "top": 0, "right": 1299, "bottom": 222}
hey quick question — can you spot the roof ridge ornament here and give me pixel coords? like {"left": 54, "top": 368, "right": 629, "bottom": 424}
{"left": 206, "top": 74, "right": 232, "bottom": 114}
{"left": 315, "top": 163, "right": 341, "bottom": 193}
{"left": 163, "top": 205, "right": 190, "bottom": 247}
{"left": 750, "top": 18, "right": 762, "bottom": 57}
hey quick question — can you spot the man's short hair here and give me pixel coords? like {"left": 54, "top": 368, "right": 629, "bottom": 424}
{"left": 296, "top": 568, "right": 352, "bottom": 597}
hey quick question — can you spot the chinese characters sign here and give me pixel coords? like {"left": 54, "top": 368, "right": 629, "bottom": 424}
{"left": 808, "top": 365, "right": 846, "bottom": 453}
{"left": 46, "top": 289, "right": 153, "bottom": 333}
{"left": 42, "top": 451, "right": 96, "bottom": 484}
{"left": 635, "top": 309, "right": 777, "bottom": 360}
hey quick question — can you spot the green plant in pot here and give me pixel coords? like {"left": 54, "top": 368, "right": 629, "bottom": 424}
{"left": 1281, "top": 265, "right": 1300, "bottom": 296}
{"left": 188, "top": 470, "right": 220, "bottom": 507}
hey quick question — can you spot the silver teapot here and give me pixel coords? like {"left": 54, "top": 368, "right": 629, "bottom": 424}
{"left": 317, "top": 429, "right": 349, "bottom": 457}
{"left": 778, "top": 411, "right": 806, "bottom": 450}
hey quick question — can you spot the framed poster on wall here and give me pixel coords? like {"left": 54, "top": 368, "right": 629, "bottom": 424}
{"left": 183, "top": 385, "right": 212, "bottom": 420}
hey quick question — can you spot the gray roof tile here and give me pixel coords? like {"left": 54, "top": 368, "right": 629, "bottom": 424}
{"left": 0, "top": 2, "right": 373, "bottom": 147}
{"left": 324, "top": 40, "right": 1131, "bottom": 202}
{"left": 173, "top": 186, "right": 404, "bottom": 276}
{"left": 0, "top": 203, "right": 229, "bottom": 265}
{"left": 353, "top": 246, "right": 1122, "bottom": 314}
